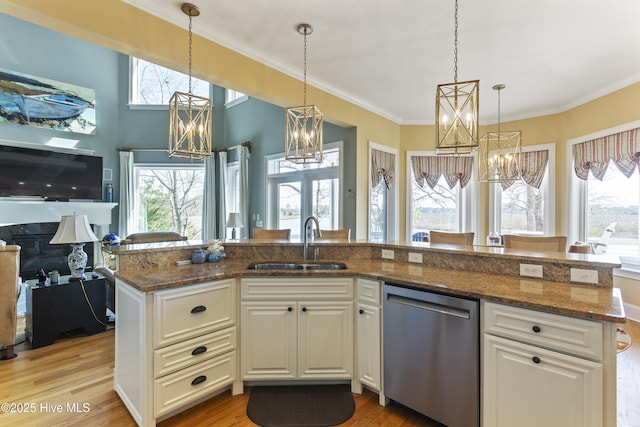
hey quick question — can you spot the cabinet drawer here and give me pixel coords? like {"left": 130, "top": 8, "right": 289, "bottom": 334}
{"left": 154, "top": 327, "right": 237, "bottom": 378}
{"left": 241, "top": 277, "right": 353, "bottom": 300}
{"left": 154, "top": 279, "right": 236, "bottom": 348}
{"left": 154, "top": 351, "right": 236, "bottom": 418}
{"left": 356, "top": 278, "right": 381, "bottom": 306}
{"left": 484, "top": 302, "right": 603, "bottom": 360}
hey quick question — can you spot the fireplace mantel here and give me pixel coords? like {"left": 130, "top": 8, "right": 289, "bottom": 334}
{"left": 0, "top": 199, "right": 117, "bottom": 227}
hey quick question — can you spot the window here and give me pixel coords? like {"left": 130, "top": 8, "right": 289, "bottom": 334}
{"left": 568, "top": 121, "right": 640, "bottom": 262}
{"left": 407, "top": 151, "right": 476, "bottom": 242}
{"left": 369, "top": 143, "right": 398, "bottom": 242}
{"left": 129, "top": 57, "right": 210, "bottom": 106}
{"left": 266, "top": 142, "right": 342, "bottom": 239}
{"left": 489, "top": 144, "right": 555, "bottom": 237}
{"left": 133, "top": 165, "right": 205, "bottom": 239}
{"left": 225, "top": 89, "right": 248, "bottom": 107}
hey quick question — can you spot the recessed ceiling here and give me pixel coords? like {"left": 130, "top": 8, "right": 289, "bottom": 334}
{"left": 123, "top": 0, "right": 640, "bottom": 125}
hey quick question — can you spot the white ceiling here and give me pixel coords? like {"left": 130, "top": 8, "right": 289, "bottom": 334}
{"left": 123, "top": 0, "right": 640, "bottom": 125}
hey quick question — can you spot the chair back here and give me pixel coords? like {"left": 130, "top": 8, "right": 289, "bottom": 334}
{"left": 253, "top": 229, "right": 291, "bottom": 240}
{"left": 428, "top": 231, "right": 475, "bottom": 245}
{"left": 503, "top": 234, "right": 567, "bottom": 252}
{"left": 121, "top": 232, "right": 187, "bottom": 245}
{"left": 0, "top": 244, "right": 20, "bottom": 348}
{"left": 314, "top": 229, "right": 351, "bottom": 241}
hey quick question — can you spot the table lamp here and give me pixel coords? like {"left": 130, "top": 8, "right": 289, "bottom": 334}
{"left": 49, "top": 213, "right": 99, "bottom": 281}
{"left": 226, "top": 212, "right": 243, "bottom": 240}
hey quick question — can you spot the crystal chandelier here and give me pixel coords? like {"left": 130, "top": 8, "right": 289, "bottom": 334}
{"left": 168, "top": 3, "right": 213, "bottom": 160}
{"left": 435, "top": 0, "right": 479, "bottom": 154}
{"left": 285, "top": 23, "right": 324, "bottom": 164}
{"left": 479, "top": 84, "right": 522, "bottom": 183}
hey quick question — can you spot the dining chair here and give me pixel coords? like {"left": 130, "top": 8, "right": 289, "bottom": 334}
{"left": 0, "top": 244, "right": 20, "bottom": 360}
{"left": 120, "top": 231, "right": 188, "bottom": 245}
{"left": 314, "top": 229, "right": 351, "bottom": 241}
{"left": 503, "top": 234, "right": 567, "bottom": 252}
{"left": 427, "top": 231, "right": 475, "bottom": 245}
{"left": 253, "top": 228, "right": 291, "bottom": 240}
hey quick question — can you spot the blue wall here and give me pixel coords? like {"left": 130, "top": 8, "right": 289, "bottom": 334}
{"left": 0, "top": 13, "right": 357, "bottom": 236}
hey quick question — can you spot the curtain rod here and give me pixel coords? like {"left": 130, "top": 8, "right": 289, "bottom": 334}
{"left": 117, "top": 141, "right": 251, "bottom": 154}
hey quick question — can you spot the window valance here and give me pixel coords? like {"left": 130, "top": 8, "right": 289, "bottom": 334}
{"left": 500, "top": 149, "right": 549, "bottom": 190}
{"left": 371, "top": 149, "right": 395, "bottom": 189}
{"left": 573, "top": 127, "right": 640, "bottom": 180}
{"left": 410, "top": 155, "right": 473, "bottom": 189}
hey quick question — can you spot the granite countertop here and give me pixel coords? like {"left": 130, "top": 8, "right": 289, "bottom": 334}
{"left": 115, "top": 258, "right": 625, "bottom": 323}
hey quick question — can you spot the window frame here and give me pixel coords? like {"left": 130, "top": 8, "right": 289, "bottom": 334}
{"left": 368, "top": 141, "right": 399, "bottom": 242}
{"left": 225, "top": 89, "right": 248, "bottom": 108}
{"left": 406, "top": 150, "right": 478, "bottom": 242}
{"left": 489, "top": 143, "right": 556, "bottom": 237}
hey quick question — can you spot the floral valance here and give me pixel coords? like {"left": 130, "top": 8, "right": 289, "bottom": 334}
{"left": 410, "top": 155, "right": 473, "bottom": 189}
{"left": 500, "top": 149, "right": 549, "bottom": 190}
{"left": 371, "top": 149, "right": 395, "bottom": 189}
{"left": 573, "top": 127, "right": 640, "bottom": 180}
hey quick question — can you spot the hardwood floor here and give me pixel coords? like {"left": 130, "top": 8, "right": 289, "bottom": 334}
{"left": 1, "top": 319, "right": 638, "bottom": 426}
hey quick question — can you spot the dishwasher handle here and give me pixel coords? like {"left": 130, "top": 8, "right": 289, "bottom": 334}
{"left": 387, "top": 293, "right": 471, "bottom": 319}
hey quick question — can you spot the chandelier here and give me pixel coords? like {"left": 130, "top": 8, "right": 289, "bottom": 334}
{"left": 285, "top": 23, "right": 324, "bottom": 164}
{"left": 479, "top": 84, "right": 522, "bottom": 183}
{"left": 168, "top": 3, "right": 213, "bottom": 160}
{"left": 435, "top": 0, "right": 479, "bottom": 154}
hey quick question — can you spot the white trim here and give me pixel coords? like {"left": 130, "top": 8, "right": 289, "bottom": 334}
{"left": 623, "top": 302, "right": 640, "bottom": 323}
{"left": 368, "top": 142, "right": 398, "bottom": 241}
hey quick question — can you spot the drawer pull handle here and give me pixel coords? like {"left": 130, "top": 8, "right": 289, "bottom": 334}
{"left": 191, "top": 346, "right": 207, "bottom": 356}
{"left": 191, "top": 375, "right": 207, "bottom": 386}
{"left": 532, "top": 356, "right": 541, "bottom": 364}
{"left": 191, "top": 305, "right": 207, "bottom": 314}
{"left": 287, "top": 307, "right": 293, "bottom": 312}
{"left": 359, "top": 309, "right": 365, "bottom": 315}
{"left": 302, "top": 307, "right": 307, "bottom": 312}
{"left": 532, "top": 325, "right": 541, "bottom": 333}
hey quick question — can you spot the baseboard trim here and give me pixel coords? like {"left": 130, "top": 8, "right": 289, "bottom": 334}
{"left": 624, "top": 302, "right": 640, "bottom": 323}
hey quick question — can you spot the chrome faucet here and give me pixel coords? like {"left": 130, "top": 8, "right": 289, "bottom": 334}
{"left": 303, "top": 216, "right": 322, "bottom": 261}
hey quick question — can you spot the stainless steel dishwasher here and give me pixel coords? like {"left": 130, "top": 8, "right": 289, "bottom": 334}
{"left": 383, "top": 283, "right": 479, "bottom": 427}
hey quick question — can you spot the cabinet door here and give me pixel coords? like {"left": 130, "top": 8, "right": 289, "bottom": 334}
{"left": 356, "top": 303, "right": 381, "bottom": 391}
{"left": 484, "top": 334, "right": 603, "bottom": 427}
{"left": 298, "top": 301, "right": 353, "bottom": 379}
{"left": 241, "top": 302, "right": 297, "bottom": 380}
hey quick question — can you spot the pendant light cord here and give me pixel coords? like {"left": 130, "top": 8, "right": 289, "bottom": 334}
{"left": 453, "top": 0, "right": 458, "bottom": 83}
{"left": 303, "top": 26, "right": 308, "bottom": 106}
{"left": 188, "top": 9, "right": 193, "bottom": 95}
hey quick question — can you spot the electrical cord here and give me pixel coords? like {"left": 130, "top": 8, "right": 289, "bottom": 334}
{"left": 79, "top": 279, "right": 108, "bottom": 327}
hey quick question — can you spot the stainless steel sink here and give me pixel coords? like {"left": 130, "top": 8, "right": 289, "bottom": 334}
{"left": 247, "top": 262, "right": 347, "bottom": 270}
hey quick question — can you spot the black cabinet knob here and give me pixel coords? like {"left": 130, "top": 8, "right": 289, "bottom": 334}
{"left": 532, "top": 356, "right": 541, "bottom": 364}
{"left": 359, "top": 309, "right": 364, "bottom": 315}
{"left": 302, "top": 307, "right": 307, "bottom": 312}
{"left": 532, "top": 325, "right": 541, "bottom": 333}
{"left": 287, "top": 306, "right": 293, "bottom": 312}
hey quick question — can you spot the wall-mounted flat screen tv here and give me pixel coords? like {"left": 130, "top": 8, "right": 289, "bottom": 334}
{"left": 0, "top": 144, "right": 103, "bottom": 201}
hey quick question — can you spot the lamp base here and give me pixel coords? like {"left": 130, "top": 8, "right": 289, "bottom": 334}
{"left": 68, "top": 243, "right": 88, "bottom": 281}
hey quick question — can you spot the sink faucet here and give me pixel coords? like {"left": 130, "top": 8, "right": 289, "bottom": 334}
{"left": 303, "top": 216, "right": 322, "bottom": 261}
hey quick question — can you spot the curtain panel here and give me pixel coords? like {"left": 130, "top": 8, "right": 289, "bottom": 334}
{"left": 500, "top": 149, "right": 549, "bottom": 190}
{"left": 410, "top": 155, "right": 473, "bottom": 189}
{"left": 573, "top": 127, "right": 640, "bottom": 180}
{"left": 371, "top": 149, "right": 395, "bottom": 189}
{"left": 118, "top": 151, "right": 135, "bottom": 238}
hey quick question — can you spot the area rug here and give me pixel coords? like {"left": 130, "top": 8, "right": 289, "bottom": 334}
{"left": 617, "top": 326, "right": 632, "bottom": 353}
{"left": 246, "top": 384, "right": 355, "bottom": 427}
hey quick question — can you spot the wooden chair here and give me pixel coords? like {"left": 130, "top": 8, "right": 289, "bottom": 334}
{"left": 427, "top": 231, "right": 475, "bottom": 245}
{"left": 568, "top": 241, "right": 595, "bottom": 254}
{"left": 503, "top": 234, "right": 567, "bottom": 252}
{"left": 0, "top": 244, "right": 20, "bottom": 360}
{"left": 314, "top": 229, "right": 351, "bottom": 241}
{"left": 120, "top": 231, "right": 187, "bottom": 245}
{"left": 253, "top": 228, "right": 291, "bottom": 240}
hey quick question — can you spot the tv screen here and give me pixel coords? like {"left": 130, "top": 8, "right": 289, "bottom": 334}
{"left": 0, "top": 144, "right": 103, "bottom": 201}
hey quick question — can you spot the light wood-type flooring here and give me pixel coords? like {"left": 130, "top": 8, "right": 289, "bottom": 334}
{"left": 1, "top": 317, "right": 638, "bottom": 426}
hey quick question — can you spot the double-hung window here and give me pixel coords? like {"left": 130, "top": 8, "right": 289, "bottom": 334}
{"left": 266, "top": 142, "right": 342, "bottom": 239}
{"left": 369, "top": 143, "right": 398, "bottom": 242}
{"left": 489, "top": 143, "right": 555, "bottom": 237}
{"left": 407, "top": 151, "right": 476, "bottom": 242}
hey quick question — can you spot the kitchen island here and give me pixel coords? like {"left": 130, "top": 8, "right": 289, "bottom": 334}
{"left": 110, "top": 240, "right": 625, "bottom": 427}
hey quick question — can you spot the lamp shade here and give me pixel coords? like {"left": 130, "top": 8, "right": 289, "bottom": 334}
{"left": 49, "top": 214, "right": 99, "bottom": 244}
{"left": 226, "top": 212, "right": 243, "bottom": 228}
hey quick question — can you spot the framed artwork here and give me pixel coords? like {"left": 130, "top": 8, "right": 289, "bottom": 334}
{"left": 0, "top": 68, "right": 96, "bottom": 134}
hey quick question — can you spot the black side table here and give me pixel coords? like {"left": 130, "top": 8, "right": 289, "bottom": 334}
{"left": 25, "top": 275, "right": 107, "bottom": 349}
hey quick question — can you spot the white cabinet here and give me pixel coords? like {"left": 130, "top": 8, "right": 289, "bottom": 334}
{"left": 353, "top": 278, "right": 385, "bottom": 405}
{"left": 240, "top": 277, "right": 353, "bottom": 382}
{"left": 115, "top": 278, "right": 241, "bottom": 427}
{"left": 482, "top": 301, "right": 616, "bottom": 427}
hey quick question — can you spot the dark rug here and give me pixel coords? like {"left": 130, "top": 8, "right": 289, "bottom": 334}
{"left": 246, "top": 384, "right": 355, "bottom": 427}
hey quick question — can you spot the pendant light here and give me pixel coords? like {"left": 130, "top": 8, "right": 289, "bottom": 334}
{"left": 435, "top": 0, "right": 479, "bottom": 154}
{"left": 168, "top": 3, "right": 213, "bottom": 160}
{"left": 479, "top": 84, "right": 522, "bottom": 183}
{"left": 285, "top": 23, "right": 324, "bottom": 164}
